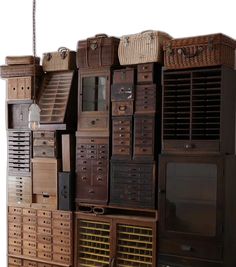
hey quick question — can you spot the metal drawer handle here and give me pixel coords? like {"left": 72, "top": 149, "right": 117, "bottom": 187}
{"left": 143, "top": 66, "right": 148, "bottom": 70}
{"left": 42, "top": 141, "right": 47, "bottom": 145}
{"left": 181, "top": 245, "right": 193, "bottom": 252}
{"left": 89, "top": 189, "right": 94, "bottom": 194}
{"left": 90, "top": 120, "right": 96, "bottom": 125}
{"left": 143, "top": 74, "right": 149, "bottom": 79}
{"left": 82, "top": 176, "right": 87, "bottom": 181}
{"left": 119, "top": 105, "right": 127, "bottom": 111}
{"left": 185, "top": 143, "right": 194, "bottom": 149}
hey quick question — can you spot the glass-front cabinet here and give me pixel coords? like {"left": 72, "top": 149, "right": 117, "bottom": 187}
{"left": 78, "top": 69, "right": 111, "bottom": 135}
{"left": 158, "top": 155, "right": 225, "bottom": 264}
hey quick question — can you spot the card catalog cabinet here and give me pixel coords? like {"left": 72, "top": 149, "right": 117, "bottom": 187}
{"left": 8, "top": 131, "right": 31, "bottom": 175}
{"left": 75, "top": 212, "right": 157, "bottom": 267}
{"left": 38, "top": 71, "right": 77, "bottom": 129}
{"left": 8, "top": 207, "right": 73, "bottom": 266}
{"left": 77, "top": 69, "right": 111, "bottom": 136}
{"left": 110, "top": 160, "right": 156, "bottom": 209}
{"left": 158, "top": 155, "right": 236, "bottom": 267}
{"left": 162, "top": 66, "right": 236, "bottom": 154}
{"left": 76, "top": 136, "right": 109, "bottom": 205}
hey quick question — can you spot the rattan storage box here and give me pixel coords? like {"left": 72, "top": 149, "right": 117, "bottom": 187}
{"left": 163, "top": 33, "right": 236, "bottom": 69}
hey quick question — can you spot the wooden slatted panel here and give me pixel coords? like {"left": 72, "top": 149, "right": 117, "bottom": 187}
{"left": 39, "top": 71, "right": 73, "bottom": 123}
{"left": 192, "top": 68, "right": 221, "bottom": 140}
{"left": 117, "top": 224, "right": 153, "bottom": 267}
{"left": 78, "top": 220, "right": 110, "bottom": 267}
{"left": 163, "top": 72, "right": 191, "bottom": 140}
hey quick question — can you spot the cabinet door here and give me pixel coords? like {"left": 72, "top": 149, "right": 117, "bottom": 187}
{"left": 159, "top": 156, "right": 223, "bottom": 239}
{"left": 75, "top": 214, "right": 112, "bottom": 267}
{"left": 113, "top": 218, "right": 157, "bottom": 267}
{"left": 80, "top": 76, "right": 108, "bottom": 113}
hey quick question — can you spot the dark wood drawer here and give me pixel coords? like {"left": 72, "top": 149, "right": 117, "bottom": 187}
{"left": 113, "top": 124, "right": 131, "bottom": 132}
{"left": 137, "top": 72, "right": 154, "bottom": 83}
{"left": 113, "top": 68, "right": 135, "bottom": 84}
{"left": 78, "top": 116, "right": 108, "bottom": 131}
{"left": 159, "top": 238, "right": 223, "bottom": 261}
{"left": 162, "top": 140, "right": 220, "bottom": 154}
{"left": 111, "top": 84, "right": 134, "bottom": 101}
{"left": 137, "top": 63, "right": 154, "bottom": 73}
{"left": 112, "top": 146, "right": 131, "bottom": 157}
{"left": 112, "top": 101, "right": 133, "bottom": 116}
{"left": 76, "top": 184, "right": 108, "bottom": 204}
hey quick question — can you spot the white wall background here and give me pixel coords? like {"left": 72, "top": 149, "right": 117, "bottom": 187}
{"left": 0, "top": 0, "right": 235, "bottom": 266}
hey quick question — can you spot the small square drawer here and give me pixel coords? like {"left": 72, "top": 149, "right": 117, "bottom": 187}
{"left": 8, "top": 257, "right": 22, "bottom": 266}
{"left": 52, "top": 211, "right": 72, "bottom": 221}
{"left": 137, "top": 63, "right": 154, "bottom": 73}
{"left": 112, "top": 101, "right": 133, "bottom": 116}
{"left": 113, "top": 68, "right": 135, "bottom": 84}
{"left": 37, "top": 226, "right": 52, "bottom": 235}
{"left": 53, "top": 245, "right": 72, "bottom": 255}
{"left": 111, "top": 84, "right": 134, "bottom": 101}
{"left": 52, "top": 220, "right": 72, "bottom": 229}
{"left": 137, "top": 72, "right": 154, "bottom": 83}
{"left": 22, "top": 208, "right": 36, "bottom": 217}
{"left": 23, "top": 224, "right": 36, "bottom": 233}
{"left": 38, "top": 243, "right": 52, "bottom": 252}
{"left": 53, "top": 229, "right": 72, "bottom": 238}
{"left": 38, "top": 251, "right": 52, "bottom": 261}
{"left": 23, "top": 240, "right": 37, "bottom": 250}
{"left": 23, "top": 260, "right": 37, "bottom": 267}
{"left": 8, "top": 238, "right": 22, "bottom": 247}
{"left": 53, "top": 253, "right": 71, "bottom": 264}
{"left": 37, "top": 217, "right": 52, "bottom": 227}
{"left": 23, "top": 216, "right": 37, "bottom": 225}
{"left": 8, "top": 206, "right": 22, "bottom": 215}
{"left": 8, "top": 215, "right": 22, "bottom": 223}
{"left": 53, "top": 237, "right": 72, "bottom": 246}
{"left": 37, "top": 210, "right": 51, "bottom": 218}
{"left": 23, "top": 232, "right": 36, "bottom": 241}
{"left": 9, "top": 246, "right": 22, "bottom": 255}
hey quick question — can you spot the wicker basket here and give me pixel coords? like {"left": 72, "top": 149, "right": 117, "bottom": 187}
{"left": 118, "top": 30, "right": 172, "bottom": 65}
{"left": 163, "top": 33, "right": 236, "bottom": 69}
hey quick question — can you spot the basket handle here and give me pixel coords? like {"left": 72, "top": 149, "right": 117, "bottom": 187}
{"left": 177, "top": 46, "right": 204, "bottom": 58}
{"left": 140, "top": 30, "right": 154, "bottom": 34}
{"left": 95, "top": 33, "right": 108, "bottom": 38}
{"left": 58, "top": 47, "right": 69, "bottom": 59}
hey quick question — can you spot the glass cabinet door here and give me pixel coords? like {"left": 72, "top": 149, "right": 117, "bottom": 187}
{"left": 82, "top": 76, "right": 107, "bottom": 112}
{"left": 165, "top": 162, "right": 217, "bottom": 236}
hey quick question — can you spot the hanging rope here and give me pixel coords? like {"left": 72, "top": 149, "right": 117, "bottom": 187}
{"left": 32, "top": 0, "right": 36, "bottom": 102}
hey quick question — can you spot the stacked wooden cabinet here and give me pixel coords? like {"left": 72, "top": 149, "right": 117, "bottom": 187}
{"left": 1, "top": 49, "right": 77, "bottom": 267}
{"left": 159, "top": 34, "right": 236, "bottom": 267}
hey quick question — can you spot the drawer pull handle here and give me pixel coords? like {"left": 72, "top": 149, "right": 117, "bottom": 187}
{"left": 42, "top": 141, "right": 47, "bottom": 145}
{"left": 143, "top": 75, "right": 149, "bottom": 79}
{"left": 181, "top": 245, "right": 193, "bottom": 252}
{"left": 82, "top": 176, "right": 87, "bottom": 181}
{"left": 143, "top": 66, "right": 148, "bottom": 70}
{"left": 89, "top": 189, "right": 94, "bottom": 194}
{"left": 119, "top": 127, "right": 124, "bottom": 131}
{"left": 119, "top": 105, "right": 127, "bottom": 111}
{"left": 119, "top": 134, "right": 124, "bottom": 137}
{"left": 90, "top": 120, "right": 96, "bottom": 125}
{"left": 185, "top": 143, "right": 194, "bottom": 149}
{"left": 97, "top": 177, "right": 103, "bottom": 181}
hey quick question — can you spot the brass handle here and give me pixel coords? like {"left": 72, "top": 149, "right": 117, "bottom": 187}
{"left": 119, "top": 105, "right": 127, "bottom": 111}
{"left": 185, "top": 143, "right": 194, "bottom": 149}
{"left": 88, "top": 189, "right": 94, "bottom": 194}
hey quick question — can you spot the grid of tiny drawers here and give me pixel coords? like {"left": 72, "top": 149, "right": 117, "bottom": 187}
{"left": 1, "top": 31, "right": 236, "bottom": 267}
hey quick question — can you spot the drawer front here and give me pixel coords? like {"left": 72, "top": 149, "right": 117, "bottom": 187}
{"left": 8, "top": 215, "right": 22, "bottom": 223}
{"left": 112, "top": 101, "right": 133, "bottom": 116}
{"left": 9, "top": 238, "right": 22, "bottom": 247}
{"left": 23, "top": 224, "right": 36, "bottom": 233}
{"left": 77, "top": 137, "right": 109, "bottom": 144}
{"left": 9, "top": 223, "right": 22, "bottom": 233}
{"left": 8, "top": 257, "right": 22, "bottom": 266}
{"left": 23, "top": 208, "right": 36, "bottom": 217}
{"left": 37, "top": 217, "right": 52, "bottom": 227}
{"left": 38, "top": 251, "right": 52, "bottom": 261}
{"left": 111, "top": 84, "right": 134, "bottom": 101}
{"left": 76, "top": 171, "right": 90, "bottom": 186}
{"left": 52, "top": 220, "right": 72, "bottom": 230}
{"left": 78, "top": 116, "right": 108, "bottom": 131}
{"left": 159, "top": 239, "right": 223, "bottom": 261}
{"left": 23, "top": 232, "right": 37, "bottom": 241}
{"left": 38, "top": 243, "right": 52, "bottom": 252}
{"left": 53, "top": 253, "right": 71, "bottom": 264}
{"left": 33, "top": 131, "right": 55, "bottom": 139}
{"left": 33, "top": 139, "right": 55, "bottom": 147}
{"left": 52, "top": 211, "right": 72, "bottom": 221}
{"left": 8, "top": 206, "right": 22, "bottom": 215}
{"left": 23, "top": 216, "right": 37, "bottom": 225}
{"left": 137, "top": 72, "right": 154, "bottom": 83}
{"left": 37, "top": 226, "right": 52, "bottom": 235}
{"left": 137, "top": 63, "right": 154, "bottom": 73}
{"left": 53, "top": 245, "right": 72, "bottom": 255}
{"left": 53, "top": 229, "right": 72, "bottom": 238}
{"left": 33, "top": 146, "right": 56, "bottom": 158}
{"left": 112, "top": 146, "right": 131, "bottom": 156}
{"left": 23, "top": 260, "right": 37, "bottom": 267}
{"left": 53, "top": 237, "right": 71, "bottom": 246}
{"left": 37, "top": 234, "right": 52, "bottom": 244}
{"left": 76, "top": 185, "right": 108, "bottom": 203}
{"left": 9, "top": 246, "right": 22, "bottom": 255}
{"left": 23, "top": 240, "right": 37, "bottom": 250}
{"left": 37, "top": 210, "right": 51, "bottom": 218}
{"left": 113, "top": 69, "right": 135, "bottom": 84}
{"left": 38, "top": 263, "right": 52, "bottom": 267}
{"left": 9, "top": 231, "right": 21, "bottom": 239}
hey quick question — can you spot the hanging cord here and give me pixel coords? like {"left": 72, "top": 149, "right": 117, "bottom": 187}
{"left": 32, "top": 0, "right": 36, "bottom": 103}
